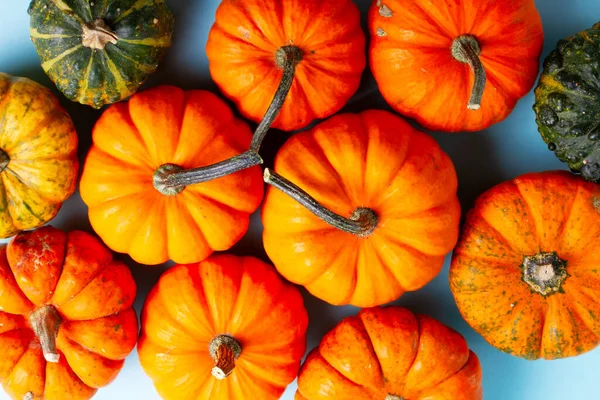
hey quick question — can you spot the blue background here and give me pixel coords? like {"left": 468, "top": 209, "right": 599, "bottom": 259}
{"left": 0, "top": 0, "right": 597, "bottom": 399}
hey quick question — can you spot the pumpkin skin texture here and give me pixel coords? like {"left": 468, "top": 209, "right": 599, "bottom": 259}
{"left": 450, "top": 171, "right": 600, "bottom": 360}
{"left": 261, "top": 110, "right": 460, "bottom": 307}
{"left": 28, "top": 0, "right": 174, "bottom": 108}
{"left": 206, "top": 0, "right": 366, "bottom": 131}
{"left": 138, "top": 254, "right": 309, "bottom": 400}
{"left": 534, "top": 22, "right": 600, "bottom": 182}
{"left": 295, "top": 307, "right": 483, "bottom": 400}
{"left": 0, "top": 226, "right": 138, "bottom": 400}
{"left": 79, "top": 85, "right": 264, "bottom": 265}
{"left": 0, "top": 73, "right": 78, "bottom": 239}
{"left": 368, "top": 0, "right": 544, "bottom": 132}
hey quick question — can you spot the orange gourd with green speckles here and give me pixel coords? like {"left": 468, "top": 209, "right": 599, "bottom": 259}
{"left": 0, "top": 226, "right": 138, "bottom": 400}
{"left": 0, "top": 73, "right": 78, "bottom": 238}
{"left": 450, "top": 171, "right": 600, "bottom": 359}
{"left": 295, "top": 306, "right": 483, "bottom": 400}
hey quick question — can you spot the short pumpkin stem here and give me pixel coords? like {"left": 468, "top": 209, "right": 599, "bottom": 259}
{"left": 451, "top": 35, "right": 486, "bottom": 110}
{"left": 153, "top": 151, "right": 263, "bottom": 195}
{"left": 249, "top": 45, "right": 303, "bottom": 152}
{"left": 385, "top": 395, "right": 405, "bottom": 400}
{"left": 0, "top": 148, "right": 9, "bottom": 173}
{"left": 264, "top": 168, "right": 379, "bottom": 237}
{"left": 82, "top": 19, "right": 118, "bottom": 50}
{"left": 522, "top": 252, "right": 568, "bottom": 296}
{"left": 209, "top": 334, "right": 242, "bottom": 380}
{"left": 29, "top": 305, "right": 62, "bottom": 363}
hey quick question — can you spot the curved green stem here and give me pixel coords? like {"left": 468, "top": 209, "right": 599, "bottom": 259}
{"left": 264, "top": 168, "right": 378, "bottom": 237}
{"left": 250, "top": 45, "right": 303, "bottom": 152}
{"left": 451, "top": 35, "right": 486, "bottom": 110}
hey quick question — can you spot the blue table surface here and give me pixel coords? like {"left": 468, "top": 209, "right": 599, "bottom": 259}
{"left": 0, "top": 1, "right": 598, "bottom": 399}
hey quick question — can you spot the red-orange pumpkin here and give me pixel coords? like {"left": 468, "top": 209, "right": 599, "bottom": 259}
{"left": 207, "top": 0, "right": 366, "bottom": 131}
{"left": 368, "top": 0, "right": 544, "bottom": 132}
{"left": 0, "top": 226, "right": 137, "bottom": 399}
{"left": 296, "top": 306, "right": 483, "bottom": 400}
{"left": 138, "top": 254, "right": 308, "bottom": 399}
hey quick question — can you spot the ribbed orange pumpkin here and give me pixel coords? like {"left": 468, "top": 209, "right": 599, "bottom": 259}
{"left": 262, "top": 110, "right": 460, "bottom": 307}
{"left": 80, "top": 85, "right": 264, "bottom": 265}
{"left": 138, "top": 255, "right": 308, "bottom": 399}
{"left": 368, "top": 0, "right": 544, "bottom": 132}
{"left": 0, "top": 226, "right": 137, "bottom": 400}
{"left": 451, "top": 171, "right": 600, "bottom": 359}
{"left": 206, "top": 0, "right": 366, "bottom": 131}
{"left": 296, "top": 307, "right": 483, "bottom": 400}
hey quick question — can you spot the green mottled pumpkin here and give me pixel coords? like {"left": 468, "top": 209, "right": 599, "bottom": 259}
{"left": 28, "top": 0, "right": 174, "bottom": 108}
{"left": 534, "top": 22, "right": 600, "bottom": 181}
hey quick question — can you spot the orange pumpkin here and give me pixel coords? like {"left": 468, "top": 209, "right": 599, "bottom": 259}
{"left": 206, "top": 0, "right": 366, "bottom": 132}
{"left": 368, "top": 0, "right": 544, "bottom": 132}
{"left": 450, "top": 171, "right": 600, "bottom": 359}
{"left": 80, "top": 85, "right": 264, "bottom": 265}
{"left": 0, "top": 73, "right": 78, "bottom": 238}
{"left": 138, "top": 254, "right": 308, "bottom": 399}
{"left": 295, "top": 306, "right": 483, "bottom": 400}
{"left": 262, "top": 110, "right": 460, "bottom": 307}
{"left": 0, "top": 226, "right": 138, "bottom": 400}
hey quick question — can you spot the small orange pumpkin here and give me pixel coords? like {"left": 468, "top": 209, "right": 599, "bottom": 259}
{"left": 0, "top": 73, "right": 78, "bottom": 238}
{"left": 296, "top": 306, "right": 483, "bottom": 400}
{"left": 80, "top": 85, "right": 264, "bottom": 265}
{"left": 206, "top": 0, "right": 366, "bottom": 132}
{"left": 450, "top": 171, "right": 600, "bottom": 359}
{"left": 368, "top": 0, "right": 544, "bottom": 132}
{"left": 138, "top": 254, "right": 308, "bottom": 399}
{"left": 262, "top": 110, "right": 460, "bottom": 307}
{"left": 0, "top": 226, "right": 138, "bottom": 400}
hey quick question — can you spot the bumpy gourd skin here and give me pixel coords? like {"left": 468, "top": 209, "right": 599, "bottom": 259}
{"left": 534, "top": 22, "right": 600, "bottom": 181}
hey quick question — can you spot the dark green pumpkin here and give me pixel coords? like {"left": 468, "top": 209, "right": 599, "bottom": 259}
{"left": 533, "top": 22, "right": 600, "bottom": 181}
{"left": 28, "top": 0, "right": 174, "bottom": 108}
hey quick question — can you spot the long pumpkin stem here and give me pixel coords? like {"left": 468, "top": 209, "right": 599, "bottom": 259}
{"left": 209, "top": 334, "right": 242, "bottom": 380}
{"left": 451, "top": 35, "right": 486, "bottom": 110}
{"left": 264, "top": 168, "right": 379, "bottom": 237}
{"left": 29, "top": 305, "right": 62, "bottom": 363}
{"left": 152, "top": 46, "right": 302, "bottom": 196}
{"left": 153, "top": 151, "right": 263, "bottom": 195}
{"left": 250, "top": 45, "right": 303, "bottom": 152}
{"left": 82, "top": 19, "right": 118, "bottom": 50}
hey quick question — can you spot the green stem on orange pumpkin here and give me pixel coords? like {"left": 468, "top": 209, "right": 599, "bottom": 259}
{"left": 249, "top": 45, "right": 303, "bottom": 152}
{"left": 81, "top": 19, "right": 118, "bottom": 50}
{"left": 264, "top": 168, "right": 379, "bottom": 237}
{"left": 153, "top": 151, "right": 263, "bottom": 196}
{"left": 209, "top": 334, "right": 242, "bottom": 380}
{"left": 451, "top": 35, "right": 486, "bottom": 110}
{"left": 29, "top": 305, "right": 62, "bottom": 363}
{"left": 152, "top": 46, "right": 302, "bottom": 196}
{"left": 0, "top": 148, "right": 9, "bottom": 172}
